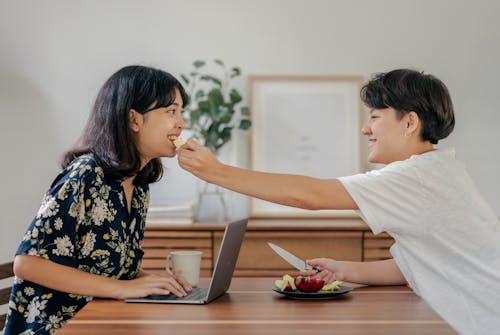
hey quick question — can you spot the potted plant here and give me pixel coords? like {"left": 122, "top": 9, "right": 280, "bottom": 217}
{"left": 180, "top": 59, "right": 251, "bottom": 155}
{"left": 180, "top": 59, "right": 251, "bottom": 222}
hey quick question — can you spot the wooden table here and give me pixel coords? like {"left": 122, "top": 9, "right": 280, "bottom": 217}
{"left": 59, "top": 278, "right": 456, "bottom": 335}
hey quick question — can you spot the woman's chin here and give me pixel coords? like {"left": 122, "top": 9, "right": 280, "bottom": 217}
{"left": 164, "top": 152, "right": 176, "bottom": 158}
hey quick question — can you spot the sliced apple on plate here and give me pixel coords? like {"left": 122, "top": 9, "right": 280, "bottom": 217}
{"left": 321, "top": 280, "right": 344, "bottom": 291}
{"left": 274, "top": 274, "right": 297, "bottom": 291}
{"left": 274, "top": 274, "right": 344, "bottom": 293}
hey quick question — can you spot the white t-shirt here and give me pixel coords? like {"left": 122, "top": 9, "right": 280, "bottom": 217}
{"left": 339, "top": 148, "right": 500, "bottom": 335}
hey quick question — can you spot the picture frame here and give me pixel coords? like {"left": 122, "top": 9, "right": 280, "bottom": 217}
{"left": 248, "top": 75, "right": 365, "bottom": 218}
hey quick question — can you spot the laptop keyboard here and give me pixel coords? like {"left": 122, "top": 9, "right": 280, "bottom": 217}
{"left": 146, "top": 288, "right": 208, "bottom": 301}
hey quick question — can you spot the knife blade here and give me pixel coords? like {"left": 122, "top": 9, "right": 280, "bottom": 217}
{"left": 267, "top": 242, "right": 319, "bottom": 272}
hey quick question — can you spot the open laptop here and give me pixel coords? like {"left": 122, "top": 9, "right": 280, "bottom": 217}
{"left": 126, "top": 218, "right": 248, "bottom": 304}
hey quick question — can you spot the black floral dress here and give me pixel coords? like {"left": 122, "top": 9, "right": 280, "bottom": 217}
{"left": 4, "top": 155, "right": 149, "bottom": 335}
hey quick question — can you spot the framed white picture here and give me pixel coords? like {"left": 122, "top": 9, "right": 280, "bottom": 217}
{"left": 248, "top": 75, "right": 365, "bottom": 218}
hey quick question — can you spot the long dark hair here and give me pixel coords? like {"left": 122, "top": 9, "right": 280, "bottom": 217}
{"left": 63, "top": 65, "right": 189, "bottom": 186}
{"left": 361, "top": 69, "right": 455, "bottom": 144}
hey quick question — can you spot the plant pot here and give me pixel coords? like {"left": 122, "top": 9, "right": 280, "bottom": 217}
{"left": 194, "top": 181, "right": 228, "bottom": 223}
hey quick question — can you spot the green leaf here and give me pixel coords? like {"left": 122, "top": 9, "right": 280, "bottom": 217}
{"left": 219, "top": 109, "right": 233, "bottom": 123}
{"left": 198, "top": 100, "right": 210, "bottom": 110}
{"left": 194, "top": 89, "right": 205, "bottom": 100}
{"left": 189, "top": 109, "right": 202, "bottom": 124}
{"left": 220, "top": 126, "right": 233, "bottom": 141}
{"left": 193, "top": 60, "right": 206, "bottom": 68}
{"left": 241, "top": 106, "right": 250, "bottom": 116}
{"left": 214, "top": 59, "right": 225, "bottom": 66}
{"left": 180, "top": 74, "right": 190, "bottom": 85}
{"left": 207, "top": 89, "right": 224, "bottom": 107}
{"left": 239, "top": 119, "right": 251, "bottom": 130}
{"left": 200, "top": 75, "right": 222, "bottom": 87}
{"left": 190, "top": 71, "right": 199, "bottom": 77}
{"left": 230, "top": 67, "right": 241, "bottom": 78}
{"left": 229, "top": 89, "right": 242, "bottom": 103}
{"left": 206, "top": 126, "right": 220, "bottom": 151}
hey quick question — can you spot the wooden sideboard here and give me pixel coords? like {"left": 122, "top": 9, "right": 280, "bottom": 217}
{"left": 141, "top": 218, "right": 394, "bottom": 277}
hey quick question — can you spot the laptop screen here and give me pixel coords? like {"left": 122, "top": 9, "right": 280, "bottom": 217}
{"left": 206, "top": 218, "right": 248, "bottom": 302}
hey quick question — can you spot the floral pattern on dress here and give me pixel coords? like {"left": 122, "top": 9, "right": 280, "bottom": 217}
{"left": 4, "top": 155, "right": 149, "bottom": 335}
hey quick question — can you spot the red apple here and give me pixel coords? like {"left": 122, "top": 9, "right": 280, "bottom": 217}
{"left": 295, "top": 276, "right": 325, "bottom": 292}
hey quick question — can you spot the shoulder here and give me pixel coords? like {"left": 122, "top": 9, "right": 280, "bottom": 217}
{"left": 405, "top": 148, "right": 456, "bottom": 166}
{"left": 50, "top": 154, "right": 106, "bottom": 194}
{"left": 65, "top": 154, "right": 104, "bottom": 180}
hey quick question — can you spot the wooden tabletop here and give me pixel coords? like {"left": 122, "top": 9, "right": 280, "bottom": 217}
{"left": 59, "top": 277, "right": 456, "bottom": 335}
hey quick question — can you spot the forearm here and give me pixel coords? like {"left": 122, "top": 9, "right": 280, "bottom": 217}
{"left": 341, "top": 259, "right": 407, "bottom": 285}
{"left": 14, "top": 255, "right": 123, "bottom": 299}
{"left": 209, "top": 164, "right": 356, "bottom": 210}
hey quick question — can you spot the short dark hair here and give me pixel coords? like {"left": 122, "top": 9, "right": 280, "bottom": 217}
{"left": 360, "top": 69, "right": 455, "bottom": 144}
{"left": 63, "top": 65, "right": 189, "bottom": 186}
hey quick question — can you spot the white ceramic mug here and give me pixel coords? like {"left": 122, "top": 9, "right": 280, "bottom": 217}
{"left": 166, "top": 250, "right": 202, "bottom": 287}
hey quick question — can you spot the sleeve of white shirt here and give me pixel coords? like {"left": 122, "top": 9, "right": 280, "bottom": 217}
{"left": 338, "top": 161, "right": 428, "bottom": 235}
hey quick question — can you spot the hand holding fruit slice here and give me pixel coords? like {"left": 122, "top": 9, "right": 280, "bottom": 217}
{"left": 274, "top": 274, "right": 297, "bottom": 291}
{"left": 294, "top": 275, "right": 325, "bottom": 292}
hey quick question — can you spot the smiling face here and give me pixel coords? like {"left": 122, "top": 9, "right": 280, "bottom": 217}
{"left": 362, "top": 107, "right": 423, "bottom": 164}
{"left": 130, "top": 88, "right": 185, "bottom": 165}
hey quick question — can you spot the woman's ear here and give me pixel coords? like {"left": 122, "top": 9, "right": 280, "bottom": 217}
{"left": 129, "top": 109, "right": 142, "bottom": 132}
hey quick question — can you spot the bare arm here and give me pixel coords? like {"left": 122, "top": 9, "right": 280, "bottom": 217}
{"left": 14, "top": 255, "right": 191, "bottom": 299}
{"left": 177, "top": 140, "right": 358, "bottom": 210}
{"left": 306, "top": 258, "right": 407, "bottom": 285}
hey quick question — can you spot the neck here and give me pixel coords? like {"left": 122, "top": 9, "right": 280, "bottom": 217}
{"left": 413, "top": 141, "right": 435, "bottom": 155}
{"left": 122, "top": 176, "right": 136, "bottom": 187}
{"left": 400, "top": 141, "right": 435, "bottom": 161}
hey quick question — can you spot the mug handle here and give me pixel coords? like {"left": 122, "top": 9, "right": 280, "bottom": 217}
{"left": 166, "top": 254, "right": 173, "bottom": 275}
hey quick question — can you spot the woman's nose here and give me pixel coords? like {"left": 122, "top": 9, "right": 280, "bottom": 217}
{"left": 177, "top": 115, "right": 186, "bottom": 129}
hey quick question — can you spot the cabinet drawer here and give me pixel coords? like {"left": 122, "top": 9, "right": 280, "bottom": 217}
{"left": 141, "top": 230, "right": 213, "bottom": 273}
{"left": 214, "top": 231, "right": 363, "bottom": 276}
{"left": 363, "top": 232, "right": 394, "bottom": 261}
{"left": 142, "top": 231, "right": 212, "bottom": 248}
{"left": 141, "top": 258, "right": 212, "bottom": 270}
{"left": 144, "top": 248, "right": 212, "bottom": 259}
{"left": 145, "top": 269, "right": 213, "bottom": 277}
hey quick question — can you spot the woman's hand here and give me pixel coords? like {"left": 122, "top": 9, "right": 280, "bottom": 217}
{"left": 115, "top": 272, "right": 192, "bottom": 300}
{"left": 304, "top": 258, "right": 346, "bottom": 283}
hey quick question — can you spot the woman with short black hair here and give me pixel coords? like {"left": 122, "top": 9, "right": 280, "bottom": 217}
{"left": 178, "top": 69, "right": 500, "bottom": 335}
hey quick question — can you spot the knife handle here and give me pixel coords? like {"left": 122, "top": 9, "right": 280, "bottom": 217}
{"left": 305, "top": 265, "right": 321, "bottom": 273}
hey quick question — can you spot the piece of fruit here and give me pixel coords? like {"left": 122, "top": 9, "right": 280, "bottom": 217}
{"left": 321, "top": 280, "right": 343, "bottom": 291}
{"left": 173, "top": 137, "right": 186, "bottom": 148}
{"left": 274, "top": 274, "right": 297, "bottom": 291}
{"left": 295, "top": 276, "right": 325, "bottom": 293}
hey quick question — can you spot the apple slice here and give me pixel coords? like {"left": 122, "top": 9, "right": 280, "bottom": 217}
{"left": 173, "top": 137, "right": 186, "bottom": 148}
{"left": 275, "top": 274, "right": 297, "bottom": 291}
{"left": 321, "top": 280, "right": 344, "bottom": 291}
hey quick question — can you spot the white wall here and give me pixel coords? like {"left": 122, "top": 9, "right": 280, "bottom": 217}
{"left": 1, "top": 0, "right": 499, "bottom": 262}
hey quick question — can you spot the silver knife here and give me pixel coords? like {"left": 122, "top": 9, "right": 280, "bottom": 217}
{"left": 267, "top": 242, "right": 320, "bottom": 272}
